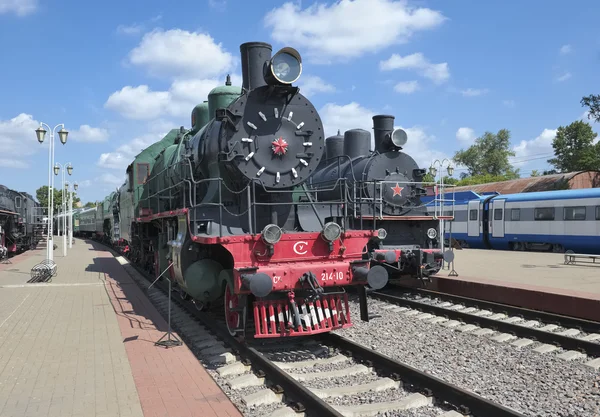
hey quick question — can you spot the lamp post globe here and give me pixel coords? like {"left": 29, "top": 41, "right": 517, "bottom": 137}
{"left": 35, "top": 126, "right": 47, "bottom": 144}
{"left": 67, "top": 164, "right": 73, "bottom": 176}
{"left": 447, "top": 165, "right": 454, "bottom": 177}
{"left": 54, "top": 165, "right": 59, "bottom": 176}
{"left": 58, "top": 128, "right": 69, "bottom": 145}
{"left": 429, "top": 166, "right": 437, "bottom": 177}
{"left": 74, "top": 183, "right": 78, "bottom": 191}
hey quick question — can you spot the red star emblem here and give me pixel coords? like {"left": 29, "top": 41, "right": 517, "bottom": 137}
{"left": 271, "top": 137, "right": 288, "bottom": 156}
{"left": 391, "top": 183, "right": 403, "bottom": 197}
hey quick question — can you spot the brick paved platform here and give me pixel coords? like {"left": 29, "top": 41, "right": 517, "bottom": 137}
{"left": 428, "top": 249, "right": 600, "bottom": 321}
{"left": 0, "top": 238, "right": 242, "bottom": 417}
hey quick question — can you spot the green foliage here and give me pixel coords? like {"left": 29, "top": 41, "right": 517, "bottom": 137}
{"left": 36, "top": 185, "right": 81, "bottom": 213}
{"left": 422, "top": 173, "right": 458, "bottom": 185}
{"left": 83, "top": 201, "right": 96, "bottom": 208}
{"left": 581, "top": 94, "right": 600, "bottom": 123}
{"left": 455, "top": 174, "right": 517, "bottom": 186}
{"left": 547, "top": 120, "right": 600, "bottom": 172}
{"left": 530, "top": 170, "right": 541, "bottom": 177}
{"left": 453, "top": 129, "right": 520, "bottom": 179}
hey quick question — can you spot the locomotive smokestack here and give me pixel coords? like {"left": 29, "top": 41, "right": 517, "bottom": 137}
{"left": 373, "top": 115, "right": 395, "bottom": 153}
{"left": 240, "top": 42, "right": 272, "bottom": 92}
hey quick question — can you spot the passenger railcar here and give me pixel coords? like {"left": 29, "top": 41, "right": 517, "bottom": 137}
{"left": 87, "top": 41, "right": 390, "bottom": 339}
{"left": 426, "top": 188, "right": 600, "bottom": 254}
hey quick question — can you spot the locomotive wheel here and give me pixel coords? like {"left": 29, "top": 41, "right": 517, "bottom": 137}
{"left": 224, "top": 282, "right": 246, "bottom": 337}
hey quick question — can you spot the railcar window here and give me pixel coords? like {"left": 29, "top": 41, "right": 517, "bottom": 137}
{"left": 511, "top": 208, "right": 520, "bottom": 221}
{"left": 494, "top": 208, "right": 503, "bottom": 220}
{"left": 469, "top": 209, "right": 478, "bottom": 220}
{"left": 15, "top": 196, "right": 21, "bottom": 209}
{"left": 596, "top": 206, "right": 600, "bottom": 220}
{"left": 534, "top": 207, "right": 554, "bottom": 220}
{"left": 137, "top": 163, "right": 150, "bottom": 184}
{"left": 564, "top": 206, "right": 586, "bottom": 221}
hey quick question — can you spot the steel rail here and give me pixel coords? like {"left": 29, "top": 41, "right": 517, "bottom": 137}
{"left": 371, "top": 290, "right": 600, "bottom": 357}
{"left": 391, "top": 286, "right": 600, "bottom": 333}
{"left": 322, "top": 332, "right": 526, "bottom": 417}
{"left": 121, "top": 249, "right": 343, "bottom": 417}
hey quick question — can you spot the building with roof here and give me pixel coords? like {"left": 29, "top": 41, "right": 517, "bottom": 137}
{"left": 448, "top": 170, "right": 600, "bottom": 195}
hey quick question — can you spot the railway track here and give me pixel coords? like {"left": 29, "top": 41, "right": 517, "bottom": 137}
{"left": 371, "top": 286, "right": 600, "bottom": 366}
{"left": 104, "top": 246, "right": 525, "bottom": 417}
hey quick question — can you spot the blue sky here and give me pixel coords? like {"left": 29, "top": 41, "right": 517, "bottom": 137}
{"left": 1, "top": 0, "right": 599, "bottom": 205}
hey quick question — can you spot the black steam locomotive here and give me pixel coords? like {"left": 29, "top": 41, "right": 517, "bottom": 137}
{"left": 307, "top": 115, "right": 448, "bottom": 282}
{"left": 0, "top": 184, "right": 43, "bottom": 258}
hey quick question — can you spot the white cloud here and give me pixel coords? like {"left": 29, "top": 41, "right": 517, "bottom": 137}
{"left": 70, "top": 125, "right": 109, "bottom": 142}
{"left": 208, "top": 0, "right": 227, "bottom": 10}
{"left": 97, "top": 119, "right": 174, "bottom": 172}
{"left": 0, "top": 159, "right": 29, "bottom": 169}
{"left": 559, "top": 44, "right": 572, "bottom": 55}
{"left": 556, "top": 72, "right": 572, "bottom": 82}
{"left": 117, "top": 24, "right": 143, "bottom": 35}
{"left": 105, "top": 74, "right": 243, "bottom": 120}
{"left": 0, "top": 113, "right": 41, "bottom": 168}
{"left": 97, "top": 173, "right": 125, "bottom": 187}
{"left": 461, "top": 88, "right": 489, "bottom": 97}
{"left": 380, "top": 53, "right": 450, "bottom": 84}
{"left": 512, "top": 128, "right": 557, "bottom": 170}
{"left": 318, "top": 101, "right": 449, "bottom": 169}
{"left": 264, "top": 0, "right": 445, "bottom": 62}
{"left": 393, "top": 80, "right": 419, "bottom": 94}
{"left": 456, "top": 127, "right": 476, "bottom": 145}
{"left": 502, "top": 99, "right": 516, "bottom": 108}
{"left": 105, "top": 85, "right": 171, "bottom": 120}
{"left": 0, "top": 0, "right": 37, "bottom": 16}
{"left": 298, "top": 75, "right": 336, "bottom": 97}
{"left": 320, "top": 102, "right": 375, "bottom": 140}
{"left": 77, "top": 180, "right": 92, "bottom": 188}
{"left": 128, "top": 29, "right": 235, "bottom": 79}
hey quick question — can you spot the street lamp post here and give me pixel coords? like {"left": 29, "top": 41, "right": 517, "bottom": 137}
{"left": 68, "top": 183, "right": 78, "bottom": 249}
{"left": 429, "top": 159, "right": 455, "bottom": 252}
{"left": 36, "top": 123, "right": 69, "bottom": 262}
{"left": 54, "top": 163, "right": 73, "bottom": 257}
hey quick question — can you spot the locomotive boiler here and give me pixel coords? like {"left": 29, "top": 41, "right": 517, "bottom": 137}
{"left": 109, "top": 41, "right": 388, "bottom": 339}
{"left": 307, "top": 115, "right": 447, "bottom": 281}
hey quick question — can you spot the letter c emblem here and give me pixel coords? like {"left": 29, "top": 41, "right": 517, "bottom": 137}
{"left": 293, "top": 241, "right": 308, "bottom": 255}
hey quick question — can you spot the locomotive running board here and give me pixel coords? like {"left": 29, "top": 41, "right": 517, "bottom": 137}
{"left": 252, "top": 293, "right": 352, "bottom": 338}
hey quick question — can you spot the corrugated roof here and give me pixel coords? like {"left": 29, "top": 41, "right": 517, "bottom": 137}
{"left": 451, "top": 171, "right": 598, "bottom": 194}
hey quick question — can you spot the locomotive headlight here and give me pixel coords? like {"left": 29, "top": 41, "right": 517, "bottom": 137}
{"left": 427, "top": 228, "right": 437, "bottom": 239}
{"left": 261, "top": 224, "right": 283, "bottom": 245}
{"left": 265, "top": 47, "right": 302, "bottom": 85}
{"left": 376, "top": 228, "right": 387, "bottom": 240}
{"left": 321, "top": 222, "right": 342, "bottom": 242}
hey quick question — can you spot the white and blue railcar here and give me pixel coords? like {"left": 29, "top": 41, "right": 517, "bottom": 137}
{"left": 424, "top": 188, "right": 600, "bottom": 254}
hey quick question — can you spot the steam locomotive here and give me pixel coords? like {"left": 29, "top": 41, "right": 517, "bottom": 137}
{"left": 85, "top": 41, "right": 390, "bottom": 339}
{"left": 307, "top": 115, "right": 451, "bottom": 282}
{"left": 0, "top": 184, "right": 43, "bottom": 258}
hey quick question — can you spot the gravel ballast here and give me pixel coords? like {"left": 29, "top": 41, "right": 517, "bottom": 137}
{"left": 335, "top": 296, "right": 600, "bottom": 417}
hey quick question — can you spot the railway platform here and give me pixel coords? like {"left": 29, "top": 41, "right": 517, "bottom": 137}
{"left": 429, "top": 248, "right": 600, "bottom": 321}
{"left": 0, "top": 238, "right": 242, "bottom": 417}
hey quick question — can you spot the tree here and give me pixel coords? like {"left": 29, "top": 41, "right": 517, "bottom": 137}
{"left": 581, "top": 94, "right": 600, "bottom": 123}
{"left": 530, "top": 170, "right": 541, "bottom": 177}
{"left": 547, "top": 120, "right": 599, "bottom": 172}
{"left": 83, "top": 201, "right": 96, "bottom": 208}
{"left": 35, "top": 185, "right": 81, "bottom": 213}
{"left": 453, "top": 129, "right": 520, "bottom": 179}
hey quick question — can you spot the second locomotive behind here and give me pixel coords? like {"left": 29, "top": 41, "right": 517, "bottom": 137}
{"left": 308, "top": 115, "right": 451, "bottom": 282}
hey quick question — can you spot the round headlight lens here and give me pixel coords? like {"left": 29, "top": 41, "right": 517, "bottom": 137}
{"left": 261, "top": 224, "right": 283, "bottom": 245}
{"left": 270, "top": 49, "right": 302, "bottom": 84}
{"left": 377, "top": 228, "right": 387, "bottom": 240}
{"left": 427, "top": 228, "right": 437, "bottom": 239}
{"left": 322, "top": 222, "right": 342, "bottom": 242}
